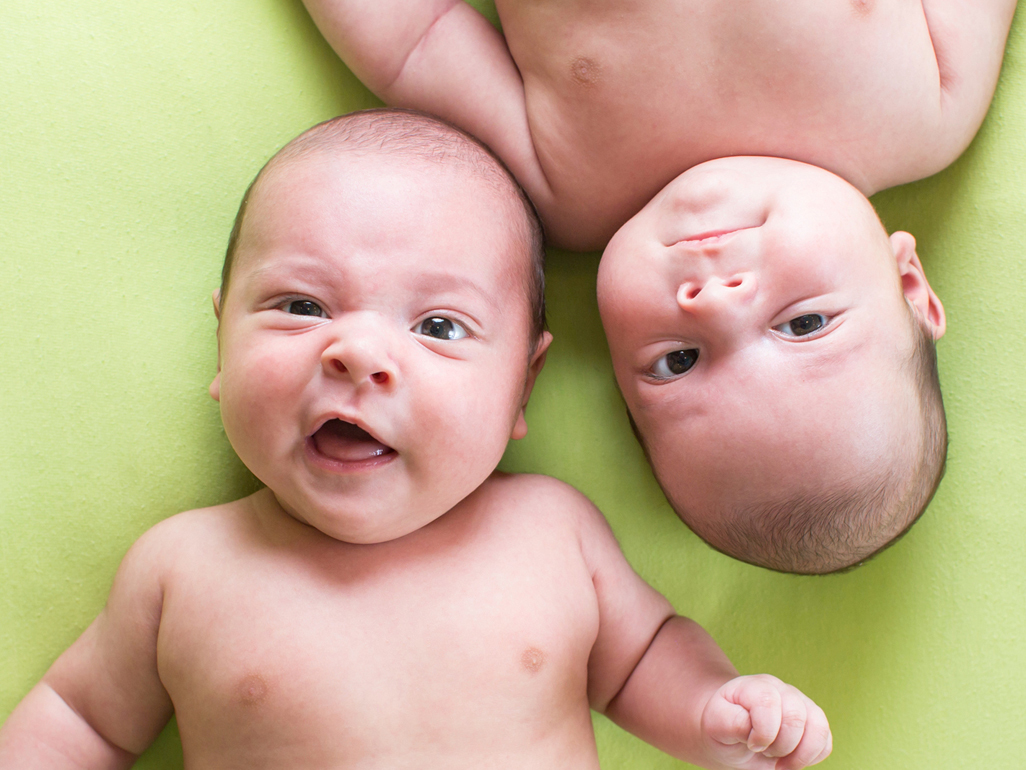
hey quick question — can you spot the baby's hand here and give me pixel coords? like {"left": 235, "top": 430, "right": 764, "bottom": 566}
{"left": 701, "top": 674, "right": 832, "bottom": 770}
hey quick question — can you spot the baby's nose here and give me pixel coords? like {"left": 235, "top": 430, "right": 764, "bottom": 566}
{"left": 322, "top": 322, "right": 398, "bottom": 389}
{"left": 327, "top": 357, "right": 393, "bottom": 386}
{"left": 675, "top": 272, "right": 757, "bottom": 312}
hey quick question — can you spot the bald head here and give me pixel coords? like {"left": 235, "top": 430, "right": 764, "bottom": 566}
{"left": 221, "top": 109, "right": 546, "bottom": 340}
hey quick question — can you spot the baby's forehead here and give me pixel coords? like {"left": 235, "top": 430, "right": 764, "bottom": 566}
{"left": 277, "top": 146, "right": 520, "bottom": 221}
{"left": 245, "top": 151, "right": 532, "bottom": 291}
{"left": 646, "top": 370, "right": 919, "bottom": 510}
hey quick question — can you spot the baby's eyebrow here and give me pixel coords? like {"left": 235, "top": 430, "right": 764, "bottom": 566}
{"left": 244, "top": 259, "right": 500, "bottom": 317}
{"left": 409, "top": 271, "right": 497, "bottom": 308}
{"left": 246, "top": 260, "right": 325, "bottom": 284}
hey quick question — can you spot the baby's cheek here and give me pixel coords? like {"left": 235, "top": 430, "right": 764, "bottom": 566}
{"left": 226, "top": 340, "right": 310, "bottom": 404}
{"left": 413, "top": 381, "right": 511, "bottom": 481}
{"left": 218, "top": 367, "right": 294, "bottom": 459}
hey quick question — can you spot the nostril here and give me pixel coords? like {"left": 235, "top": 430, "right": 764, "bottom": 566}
{"left": 725, "top": 278, "right": 742, "bottom": 288}
{"left": 332, "top": 360, "right": 347, "bottom": 374}
{"left": 370, "top": 371, "right": 389, "bottom": 385}
{"left": 686, "top": 285, "right": 702, "bottom": 300}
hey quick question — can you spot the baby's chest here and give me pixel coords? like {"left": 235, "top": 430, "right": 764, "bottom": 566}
{"left": 155, "top": 537, "right": 598, "bottom": 759}
{"left": 504, "top": 0, "right": 939, "bottom": 145}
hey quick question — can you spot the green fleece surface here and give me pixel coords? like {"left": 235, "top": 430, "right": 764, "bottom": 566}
{"left": 1, "top": 1, "right": 1023, "bottom": 767}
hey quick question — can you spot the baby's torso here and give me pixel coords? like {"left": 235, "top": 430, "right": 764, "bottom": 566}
{"left": 155, "top": 483, "right": 601, "bottom": 769}
{"left": 500, "top": 0, "right": 958, "bottom": 249}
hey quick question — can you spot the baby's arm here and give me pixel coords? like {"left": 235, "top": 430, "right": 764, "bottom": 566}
{"left": 0, "top": 526, "right": 173, "bottom": 768}
{"left": 920, "top": 0, "right": 1017, "bottom": 164}
{"left": 577, "top": 501, "right": 830, "bottom": 769}
{"left": 301, "top": 0, "right": 552, "bottom": 209}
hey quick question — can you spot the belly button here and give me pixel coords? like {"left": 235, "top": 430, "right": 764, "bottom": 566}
{"left": 570, "top": 57, "right": 600, "bottom": 87}
{"left": 521, "top": 647, "right": 545, "bottom": 673}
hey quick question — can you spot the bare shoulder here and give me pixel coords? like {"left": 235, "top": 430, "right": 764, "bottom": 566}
{"left": 135, "top": 495, "right": 243, "bottom": 544}
{"left": 479, "top": 471, "right": 593, "bottom": 505}
{"left": 474, "top": 473, "right": 622, "bottom": 561}
{"left": 475, "top": 472, "right": 605, "bottom": 525}
{"left": 120, "top": 493, "right": 262, "bottom": 579}
{"left": 32, "top": 498, "right": 270, "bottom": 751}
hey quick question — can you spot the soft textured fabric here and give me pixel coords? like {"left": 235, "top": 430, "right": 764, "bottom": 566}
{"left": 1, "top": 1, "right": 1023, "bottom": 767}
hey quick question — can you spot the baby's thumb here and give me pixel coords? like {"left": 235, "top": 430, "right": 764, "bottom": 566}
{"left": 704, "top": 695, "right": 753, "bottom": 743}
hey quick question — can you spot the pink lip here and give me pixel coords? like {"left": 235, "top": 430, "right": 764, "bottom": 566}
{"left": 673, "top": 226, "right": 759, "bottom": 245}
{"left": 304, "top": 416, "right": 397, "bottom": 474}
{"left": 305, "top": 436, "right": 397, "bottom": 473}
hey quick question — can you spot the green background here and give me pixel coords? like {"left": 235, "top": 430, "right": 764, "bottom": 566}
{"left": 2, "top": 1, "right": 1023, "bottom": 767}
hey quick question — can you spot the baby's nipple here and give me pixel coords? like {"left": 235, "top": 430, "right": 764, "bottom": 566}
{"left": 236, "top": 673, "right": 269, "bottom": 706}
{"left": 521, "top": 647, "right": 545, "bottom": 673}
{"left": 849, "top": 0, "right": 874, "bottom": 18}
{"left": 570, "top": 57, "right": 600, "bottom": 87}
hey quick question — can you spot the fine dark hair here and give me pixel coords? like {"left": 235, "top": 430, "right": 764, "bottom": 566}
{"left": 221, "top": 108, "right": 546, "bottom": 344}
{"left": 630, "top": 310, "right": 947, "bottom": 575}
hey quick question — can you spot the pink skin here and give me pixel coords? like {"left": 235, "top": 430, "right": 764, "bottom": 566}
{"left": 210, "top": 150, "right": 550, "bottom": 544}
{"left": 597, "top": 157, "right": 946, "bottom": 548}
{"left": 0, "top": 152, "right": 832, "bottom": 769}
{"left": 301, "top": 0, "right": 1016, "bottom": 251}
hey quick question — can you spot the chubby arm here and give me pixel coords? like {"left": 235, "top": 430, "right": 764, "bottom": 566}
{"left": 0, "top": 527, "right": 174, "bottom": 768}
{"left": 578, "top": 505, "right": 830, "bottom": 769}
{"left": 921, "top": 0, "right": 1017, "bottom": 156}
{"left": 300, "top": 0, "right": 553, "bottom": 207}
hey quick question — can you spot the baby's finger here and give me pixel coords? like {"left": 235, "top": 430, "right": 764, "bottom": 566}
{"left": 775, "top": 702, "right": 832, "bottom": 770}
{"left": 701, "top": 708, "right": 779, "bottom": 770}
{"left": 734, "top": 677, "right": 783, "bottom": 752}
{"left": 762, "top": 689, "right": 807, "bottom": 758}
{"left": 702, "top": 692, "right": 754, "bottom": 747}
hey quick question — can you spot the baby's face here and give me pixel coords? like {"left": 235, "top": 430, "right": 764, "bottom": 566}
{"left": 212, "top": 151, "right": 546, "bottom": 544}
{"left": 597, "top": 157, "right": 940, "bottom": 549}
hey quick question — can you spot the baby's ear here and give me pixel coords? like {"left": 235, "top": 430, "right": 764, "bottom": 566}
{"left": 511, "top": 331, "right": 553, "bottom": 440}
{"left": 891, "top": 231, "right": 946, "bottom": 339}
{"left": 210, "top": 289, "right": 222, "bottom": 402}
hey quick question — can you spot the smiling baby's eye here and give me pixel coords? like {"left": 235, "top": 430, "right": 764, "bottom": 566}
{"left": 651, "top": 348, "right": 699, "bottom": 379}
{"left": 415, "top": 317, "right": 468, "bottom": 341}
{"left": 284, "top": 299, "right": 327, "bottom": 317}
{"left": 775, "top": 313, "right": 827, "bottom": 337}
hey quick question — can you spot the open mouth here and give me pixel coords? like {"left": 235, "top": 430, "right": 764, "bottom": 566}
{"left": 309, "top": 419, "right": 395, "bottom": 464}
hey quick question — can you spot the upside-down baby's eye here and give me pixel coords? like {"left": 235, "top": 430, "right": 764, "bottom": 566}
{"left": 415, "top": 317, "right": 468, "bottom": 341}
{"left": 650, "top": 348, "right": 699, "bottom": 379}
{"left": 774, "top": 313, "right": 827, "bottom": 337}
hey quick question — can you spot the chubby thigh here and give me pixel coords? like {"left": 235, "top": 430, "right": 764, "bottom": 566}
{"left": 156, "top": 481, "right": 603, "bottom": 768}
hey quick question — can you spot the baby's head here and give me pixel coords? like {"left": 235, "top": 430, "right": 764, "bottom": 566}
{"left": 211, "top": 109, "right": 549, "bottom": 544}
{"left": 597, "top": 157, "right": 947, "bottom": 574}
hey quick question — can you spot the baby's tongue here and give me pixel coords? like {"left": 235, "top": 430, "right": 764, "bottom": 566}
{"left": 313, "top": 419, "right": 391, "bottom": 462}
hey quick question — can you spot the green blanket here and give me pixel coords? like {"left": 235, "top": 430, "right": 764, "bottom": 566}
{"left": 2, "top": 1, "right": 1023, "bottom": 766}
